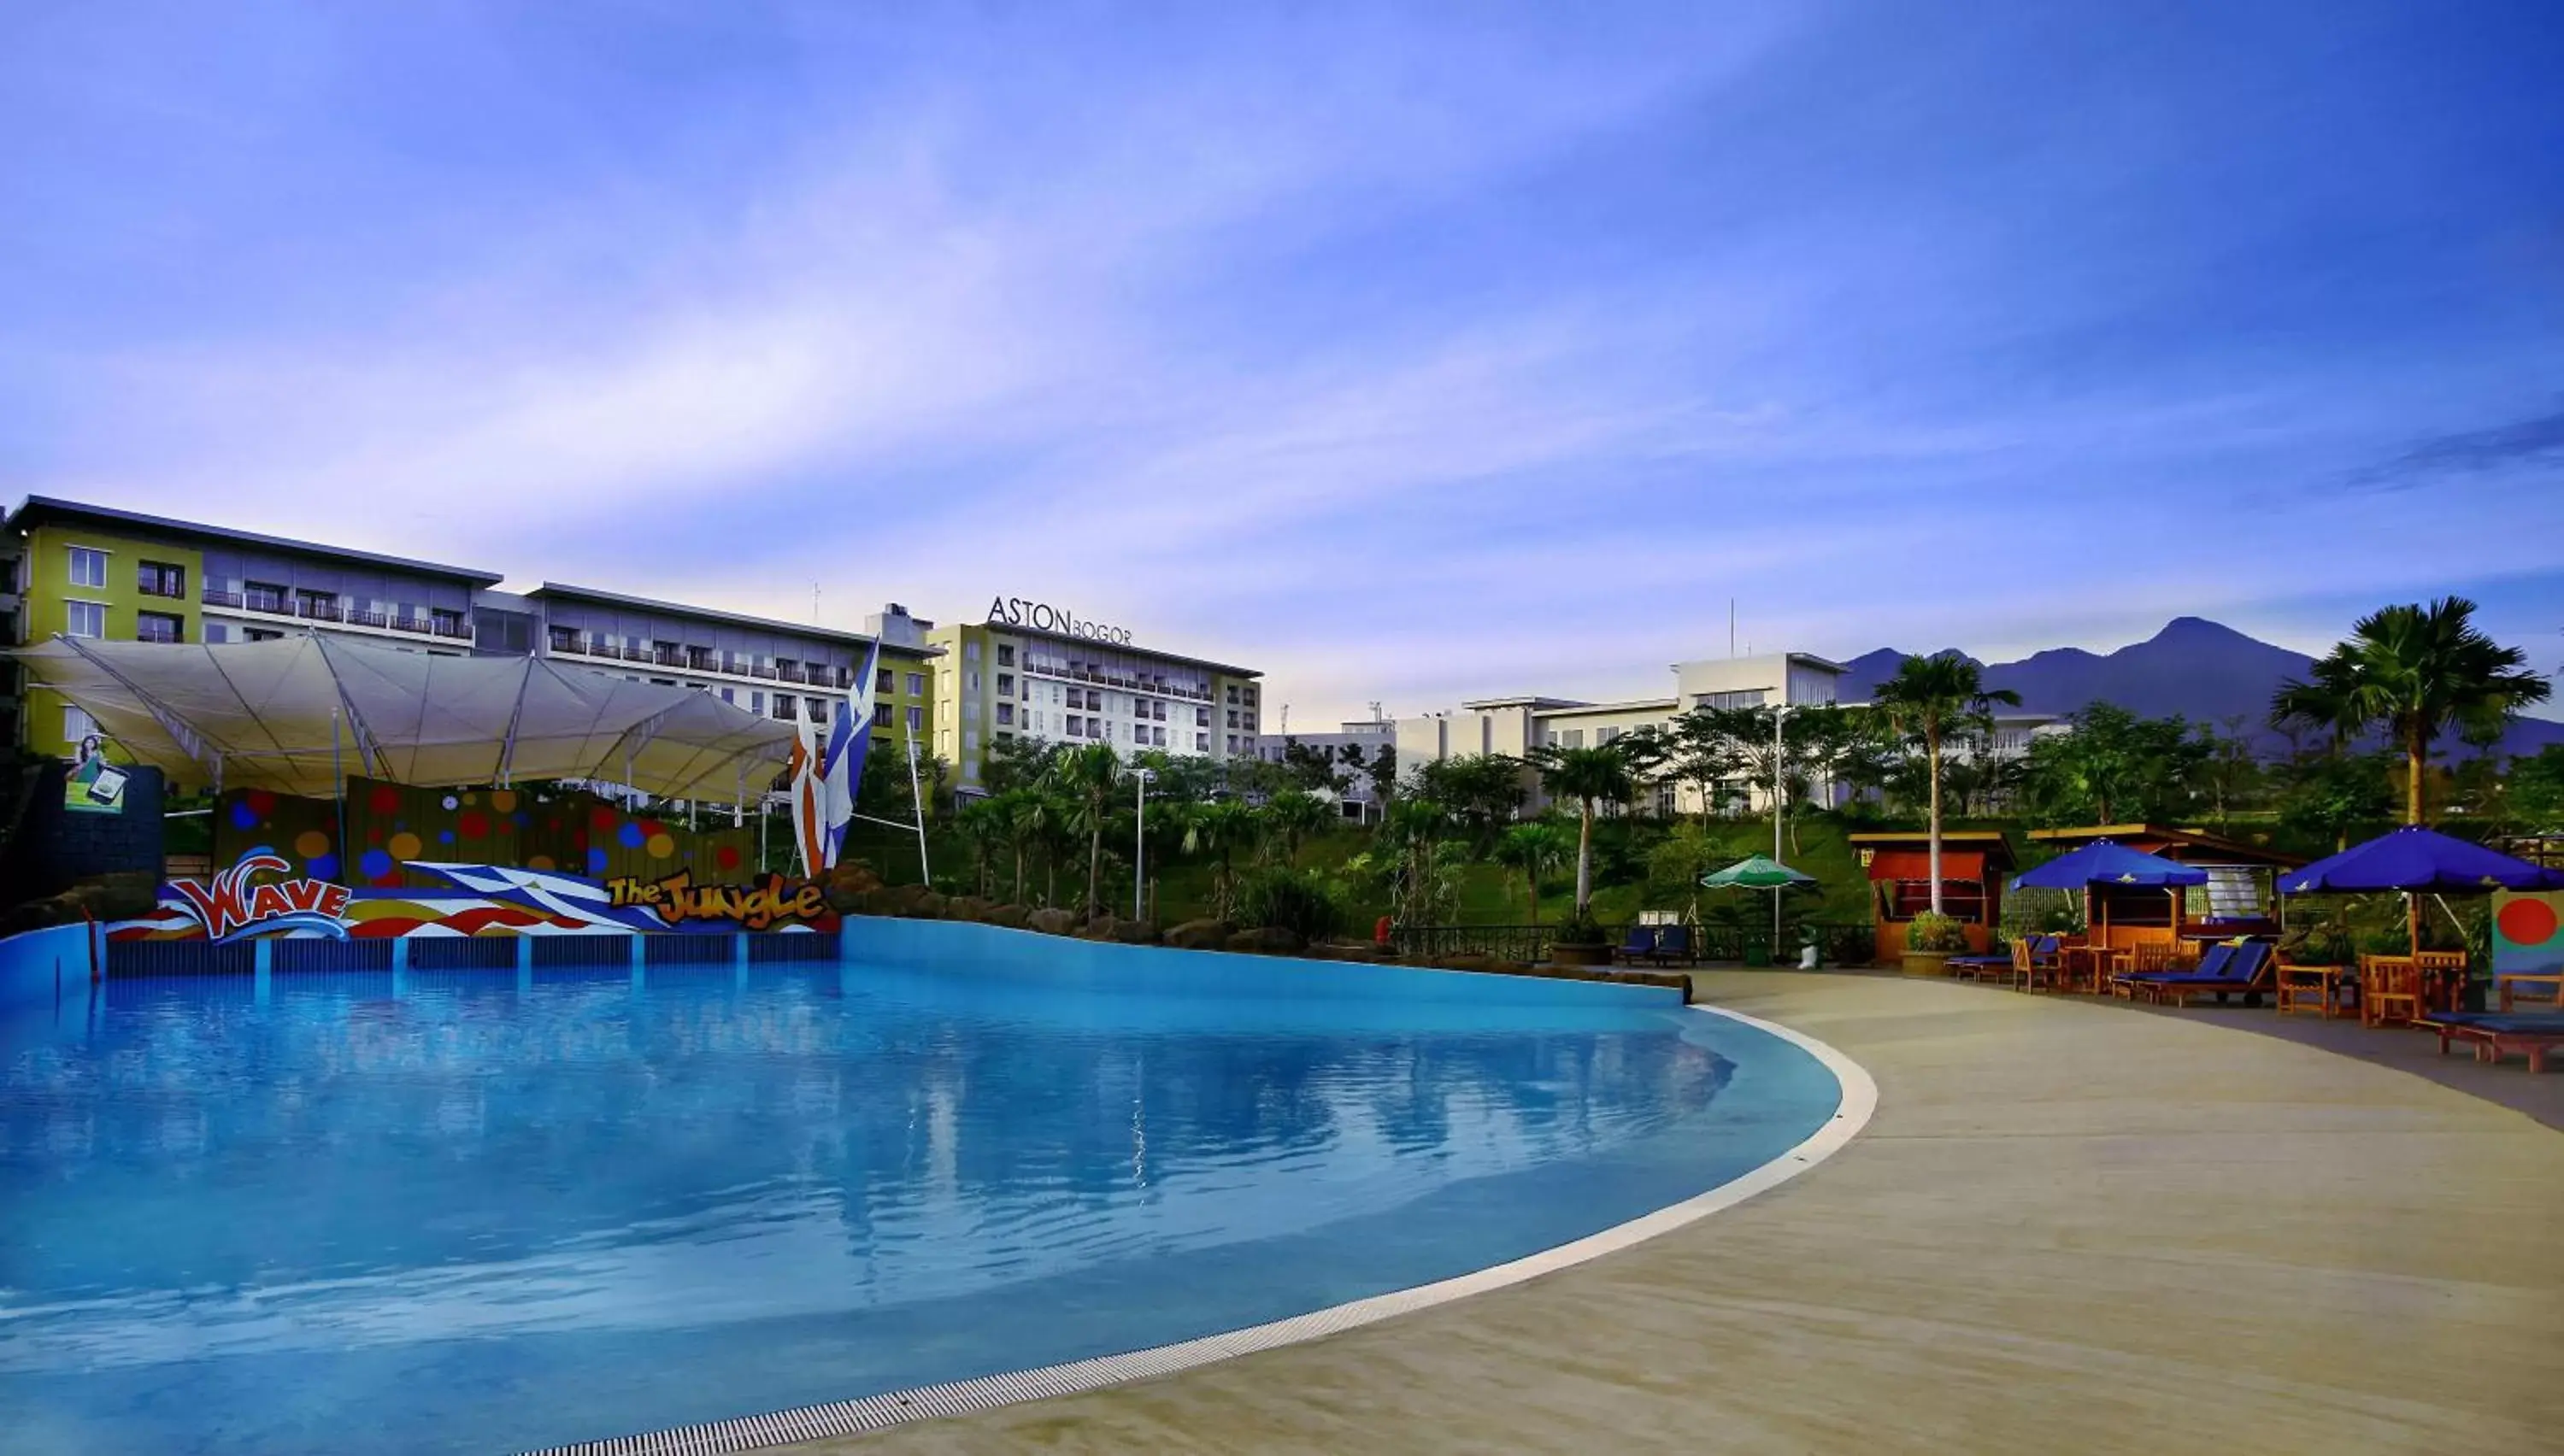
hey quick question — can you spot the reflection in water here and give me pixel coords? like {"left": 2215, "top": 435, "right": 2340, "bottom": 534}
{"left": 0, "top": 952, "right": 1825, "bottom": 1456}
{"left": 3, "top": 965, "right": 1723, "bottom": 1370}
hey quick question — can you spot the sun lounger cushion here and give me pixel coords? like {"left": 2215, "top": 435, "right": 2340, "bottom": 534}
{"left": 2420, "top": 1012, "right": 2564, "bottom": 1033}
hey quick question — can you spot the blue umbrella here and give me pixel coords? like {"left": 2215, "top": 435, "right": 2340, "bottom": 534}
{"left": 2280, "top": 825, "right": 2564, "bottom": 895}
{"left": 2011, "top": 839, "right": 2208, "bottom": 891}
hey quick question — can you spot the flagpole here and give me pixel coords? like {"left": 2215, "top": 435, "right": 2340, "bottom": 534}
{"left": 906, "top": 736, "right": 929, "bottom": 884}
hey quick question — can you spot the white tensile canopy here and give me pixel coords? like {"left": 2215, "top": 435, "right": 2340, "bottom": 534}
{"left": 16, "top": 632, "right": 799, "bottom": 801}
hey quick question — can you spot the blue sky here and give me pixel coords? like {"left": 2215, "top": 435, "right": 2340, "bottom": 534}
{"left": 5, "top": 3, "right": 2560, "bottom": 724}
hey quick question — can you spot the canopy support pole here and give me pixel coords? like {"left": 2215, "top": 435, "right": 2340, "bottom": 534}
{"left": 305, "top": 633, "right": 389, "bottom": 782}
{"left": 51, "top": 632, "right": 219, "bottom": 776}
{"left": 493, "top": 660, "right": 530, "bottom": 789}
{"left": 332, "top": 707, "right": 348, "bottom": 876}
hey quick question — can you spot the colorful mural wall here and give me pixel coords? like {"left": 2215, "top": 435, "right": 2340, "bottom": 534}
{"left": 2492, "top": 890, "right": 2564, "bottom": 976}
{"left": 215, "top": 778, "right": 761, "bottom": 890}
{"left": 111, "top": 857, "right": 837, "bottom": 942}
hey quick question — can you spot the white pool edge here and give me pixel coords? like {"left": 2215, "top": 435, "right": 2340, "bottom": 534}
{"left": 528, "top": 1000, "right": 1880, "bottom": 1456}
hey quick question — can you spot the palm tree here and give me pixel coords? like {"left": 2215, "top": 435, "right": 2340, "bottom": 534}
{"left": 1261, "top": 790, "right": 1332, "bottom": 864}
{"left": 1182, "top": 798, "right": 1261, "bottom": 919}
{"left": 953, "top": 795, "right": 1009, "bottom": 896}
{"left": 2276, "top": 597, "right": 2551, "bottom": 825}
{"left": 1869, "top": 654, "right": 2020, "bottom": 914}
{"left": 990, "top": 788, "right": 1041, "bottom": 902}
{"left": 1044, "top": 743, "right": 1124, "bottom": 917}
{"left": 1496, "top": 821, "right": 1570, "bottom": 927}
{"left": 1378, "top": 796, "right": 1455, "bottom": 925}
{"left": 1525, "top": 743, "right": 1638, "bottom": 920}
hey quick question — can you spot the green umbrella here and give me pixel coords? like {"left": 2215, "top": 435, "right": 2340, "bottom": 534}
{"left": 1701, "top": 854, "right": 1818, "bottom": 889}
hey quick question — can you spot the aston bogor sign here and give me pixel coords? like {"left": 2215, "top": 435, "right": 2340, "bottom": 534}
{"left": 985, "top": 596, "right": 1134, "bottom": 646}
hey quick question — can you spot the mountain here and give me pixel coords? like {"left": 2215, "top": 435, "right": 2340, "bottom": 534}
{"left": 1845, "top": 617, "right": 2564, "bottom": 757}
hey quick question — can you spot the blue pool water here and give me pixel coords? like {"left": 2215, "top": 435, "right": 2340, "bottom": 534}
{"left": 1, "top": 924, "right": 1843, "bottom": 1454}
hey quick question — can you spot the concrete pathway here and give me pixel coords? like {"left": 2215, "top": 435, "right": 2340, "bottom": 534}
{"left": 790, "top": 972, "right": 2564, "bottom": 1455}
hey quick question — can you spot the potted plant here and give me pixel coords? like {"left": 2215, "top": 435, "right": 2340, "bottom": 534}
{"left": 1902, "top": 912, "right": 1967, "bottom": 975}
{"left": 1549, "top": 911, "right": 1613, "bottom": 967}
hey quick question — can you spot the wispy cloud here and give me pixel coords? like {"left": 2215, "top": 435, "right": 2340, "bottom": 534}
{"left": 7, "top": 2, "right": 2561, "bottom": 724}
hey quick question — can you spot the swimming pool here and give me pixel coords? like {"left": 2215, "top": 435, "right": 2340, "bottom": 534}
{"left": 1, "top": 923, "right": 1853, "bottom": 1454}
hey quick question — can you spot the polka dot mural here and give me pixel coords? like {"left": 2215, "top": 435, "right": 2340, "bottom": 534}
{"left": 2491, "top": 890, "right": 2564, "bottom": 985}
{"left": 215, "top": 774, "right": 762, "bottom": 890}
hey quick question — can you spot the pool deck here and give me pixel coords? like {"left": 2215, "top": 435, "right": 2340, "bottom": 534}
{"left": 788, "top": 970, "right": 2564, "bottom": 1455}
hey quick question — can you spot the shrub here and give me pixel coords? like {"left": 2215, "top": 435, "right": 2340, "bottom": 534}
{"left": 1550, "top": 910, "right": 1610, "bottom": 948}
{"left": 2279, "top": 922, "right": 2352, "bottom": 966}
{"left": 1906, "top": 912, "right": 1968, "bottom": 953}
{"left": 1232, "top": 866, "right": 1346, "bottom": 943}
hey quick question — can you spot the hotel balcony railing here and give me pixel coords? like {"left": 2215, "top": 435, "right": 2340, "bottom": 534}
{"left": 202, "top": 588, "right": 243, "bottom": 608}
{"left": 138, "top": 580, "right": 186, "bottom": 600}
{"left": 293, "top": 601, "right": 341, "bottom": 622}
{"left": 428, "top": 619, "right": 473, "bottom": 640}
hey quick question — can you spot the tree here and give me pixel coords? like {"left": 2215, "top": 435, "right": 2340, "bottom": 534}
{"left": 1526, "top": 741, "right": 1640, "bottom": 919}
{"left": 2274, "top": 597, "right": 2552, "bottom": 825}
{"left": 1868, "top": 654, "right": 2020, "bottom": 913}
{"left": 953, "top": 795, "right": 1009, "bottom": 896}
{"left": 2276, "top": 750, "right": 2396, "bottom": 853}
{"left": 1182, "top": 798, "right": 1261, "bottom": 920}
{"left": 1278, "top": 738, "right": 1350, "bottom": 793}
{"left": 1343, "top": 741, "right": 1397, "bottom": 818}
{"left": 979, "top": 735, "right": 1060, "bottom": 797}
{"left": 1044, "top": 742, "right": 1124, "bottom": 917}
{"left": 1372, "top": 796, "right": 1458, "bottom": 925}
{"left": 1410, "top": 754, "right": 1525, "bottom": 849}
{"left": 2199, "top": 714, "right": 2265, "bottom": 831}
{"left": 2503, "top": 745, "right": 2564, "bottom": 834}
{"left": 1261, "top": 789, "right": 1332, "bottom": 863}
{"left": 1496, "top": 821, "right": 1571, "bottom": 927}
{"left": 2018, "top": 703, "right": 2211, "bottom": 826}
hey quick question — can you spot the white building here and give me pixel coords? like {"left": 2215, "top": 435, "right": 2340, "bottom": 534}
{"left": 1395, "top": 652, "right": 1848, "bottom": 815}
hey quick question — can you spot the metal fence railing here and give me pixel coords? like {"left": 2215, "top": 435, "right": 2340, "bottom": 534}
{"left": 1389, "top": 919, "right": 1878, "bottom": 965}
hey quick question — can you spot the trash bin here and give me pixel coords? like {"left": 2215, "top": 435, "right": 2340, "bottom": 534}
{"left": 1744, "top": 936, "right": 1772, "bottom": 968}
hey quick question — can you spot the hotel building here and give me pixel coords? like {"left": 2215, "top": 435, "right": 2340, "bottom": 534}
{"left": 907, "top": 605, "right": 1263, "bottom": 795}
{"left": 1, "top": 496, "right": 935, "bottom": 769}
{"left": 1396, "top": 651, "right": 1848, "bottom": 815}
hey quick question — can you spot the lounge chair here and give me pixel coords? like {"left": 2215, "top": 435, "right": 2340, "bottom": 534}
{"left": 1614, "top": 925, "right": 1657, "bottom": 965}
{"left": 2131, "top": 942, "right": 2273, "bottom": 1008}
{"left": 2115, "top": 942, "right": 2230, "bottom": 1001}
{"left": 2418, "top": 1010, "right": 2564, "bottom": 1073}
{"left": 1946, "top": 948, "right": 2010, "bottom": 982}
{"left": 2496, "top": 969, "right": 2564, "bottom": 1011}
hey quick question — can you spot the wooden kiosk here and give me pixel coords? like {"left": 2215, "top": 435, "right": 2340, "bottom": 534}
{"left": 1849, "top": 831, "right": 2016, "bottom": 967}
{"left": 2024, "top": 824, "right": 2303, "bottom": 955}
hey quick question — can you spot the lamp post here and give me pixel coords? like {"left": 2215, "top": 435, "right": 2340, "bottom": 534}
{"left": 1132, "top": 767, "right": 1156, "bottom": 921}
{"left": 1771, "top": 701, "right": 1796, "bottom": 955}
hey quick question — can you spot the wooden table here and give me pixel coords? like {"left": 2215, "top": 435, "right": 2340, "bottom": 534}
{"left": 2276, "top": 963, "right": 2355, "bottom": 1019}
{"left": 2061, "top": 945, "right": 2126, "bottom": 995}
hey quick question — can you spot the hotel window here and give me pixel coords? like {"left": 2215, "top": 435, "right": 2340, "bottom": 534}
{"left": 430, "top": 607, "right": 464, "bottom": 637}
{"left": 1599, "top": 726, "right": 1620, "bottom": 743}
{"left": 1066, "top": 714, "right": 1084, "bottom": 737}
{"left": 1153, "top": 702, "right": 1166, "bottom": 720}
{"left": 1226, "top": 685, "right": 1238, "bottom": 704}
{"left": 963, "top": 699, "right": 979, "bottom": 721}
{"left": 876, "top": 666, "right": 894, "bottom": 694}
{"left": 966, "top": 669, "right": 979, "bottom": 693}
{"left": 136, "top": 611, "right": 182, "bottom": 644}
{"left": 1225, "top": 709, "right": 1238, "bottom": 728}
{"left": 295, "top": 588, "right": 338, "bottom": 619}
{"left": 67, "top": 547, "right": 108, "bottom": 590}
{"left": 1694, "top": 690, "right": 1766, "bottom": 711}
{"left": 203, "top": 623, "right": 228, "bottom": 643}
{"left": 997, "top": 644, "right": 1015, "bottom": 666}
{"left": 66, "top": 601, "right": 106, "bottom": 637}
{"left": 245, "top": 579, "right": 287, "bottom": 613}
{"left": 997, "top": 672, "right": 1014, "bottom": 695}
{"left": 906, "top": 672, "right": 926, "bottom": 696}
{"left": 1195, "top": 707, "right": 1210, "bottom": 727}
{"left": 64, "top": 705, "right": 100, "bottom": 747}
{"left": 245, "top": 627, "right": 284, "bottom": 643}
{"left": 963, "top": 639, "right": 980, "bottom": 661}
{"left": 1563, "top": 729, "right": 1586, "bottom": 748}
{"left": 964, "top": 729, "right": 979, "bottom": 753}
{"left": 1151, "top": 725, "right": 1166, "bottom": 747}
{"left": 1226, "top": 734, "right": 1238, "bottom": 753}
{"left": 549, "top": 625, "right": 577, "bottom": 652}
{"left": 807, "top": 696, "right": 829, "bottom": 720}
{"left": 1195, "top": 732, "right": 1209, "bottom": 752}
{"left": 720, "top": 687, "right": 735, "bottom": 704}
{"left": 997, "top": 702, "right": 1014, "bottom": 725}
{"left": 137, "top": 560, "right": 185, "bottom": 598}
{"left": 750, "top": 691, "right": 765, "bottom": 713}
{"left": 905, "top": 706, "right": 922, "bottom": 732}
